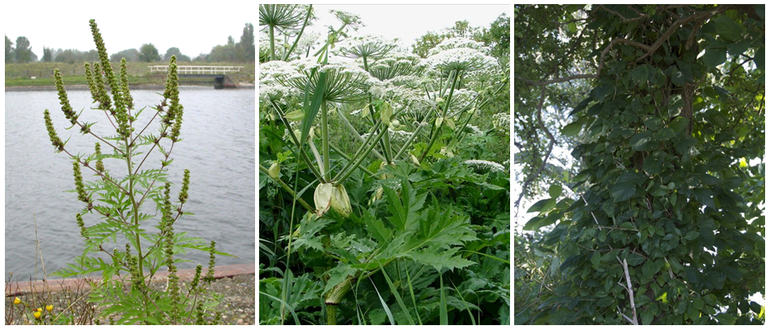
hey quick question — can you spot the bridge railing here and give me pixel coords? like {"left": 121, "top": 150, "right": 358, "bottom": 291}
{"left": 148, "top": 65, "right": 245, "bottom": 75}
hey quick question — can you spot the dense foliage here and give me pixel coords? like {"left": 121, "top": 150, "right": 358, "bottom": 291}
{"left": 515, "top": 5, "right": 764, "bottom": 325}
{"left": 259, "top": 5, "right": 510, "bottom": 325}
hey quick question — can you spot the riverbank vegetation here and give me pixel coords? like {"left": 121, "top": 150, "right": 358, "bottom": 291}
{"left": 30, "top": 19, "right": 236, "bottom": 325}
{"left": 259, "top": 5, "right": 510, "bottom": 325}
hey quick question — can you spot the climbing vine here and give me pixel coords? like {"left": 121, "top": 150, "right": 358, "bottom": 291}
{"left": 516, "top": 5, "right": 764, "bottom": 325}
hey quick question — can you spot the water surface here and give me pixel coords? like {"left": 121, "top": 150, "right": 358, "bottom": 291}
{"left": 6, "top": 87, "right": 255, "bottom": 279}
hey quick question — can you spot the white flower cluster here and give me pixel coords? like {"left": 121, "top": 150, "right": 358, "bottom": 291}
{"left": 368, "top": 52, "right": 425, "bottom": 81}
{"left": 335, "top": 35, "right": 398, "bottom": 59}
{"left": 260, "top": 57, "right": 381, "bottom": 104}
{"left": 424, "top": 47, "right": 498, "bottom": 73}
{"left": 422, "top": 38, "right": 498, "bottom": 74}
{"left": 380, "top": 78, "right": 435, "bottom": 118}
{"left": 259, "top": 60, "right": 299, "bottom": 103}
{"left": 464, "top": 159, "right": 506, "bottom": 173}
{"left": 492, "top": 112, "right": 510, "bottom": 135}
{"left": 428, "top": 37, "right": 489, "bottom": 55}
{"left": 445, "top": 89, "right": 478, "bottom": 116}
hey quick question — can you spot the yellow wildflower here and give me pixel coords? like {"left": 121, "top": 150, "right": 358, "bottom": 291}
{"left": 33, "top": 311, "right": 41, "bottom": 319}
{"left": 13, "top": 297, "right": 20, "bottom": 305}
{"left": 46, "top": 305, "right": 53, "bottom": 312}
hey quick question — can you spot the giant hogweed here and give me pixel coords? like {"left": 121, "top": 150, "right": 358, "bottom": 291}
{"left": 43, "top": 20, "right": 229, "bottom": 325}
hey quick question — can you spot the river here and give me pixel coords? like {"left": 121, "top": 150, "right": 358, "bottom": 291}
{"left": 5, "top": 87, "right": 255, "bottom": 279}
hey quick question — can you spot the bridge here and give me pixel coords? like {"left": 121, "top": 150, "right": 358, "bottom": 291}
{"left": 148, "top": 65, "right": 245, "bottom": 89}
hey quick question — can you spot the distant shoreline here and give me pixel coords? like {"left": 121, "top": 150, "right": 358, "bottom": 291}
{"left": 5, "top": 84, "right": 255, "bottom": 92}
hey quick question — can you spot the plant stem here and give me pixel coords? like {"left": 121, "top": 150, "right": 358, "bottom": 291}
{"left": 283, "top": 5, "right": 313, "bottom": 61}
{"left": 334, "top": 106, "right": 386, "bottom": 161}
{"left": 269, "top": 25, "right": 276, "bottom": 61}
{"left": 259, "top": 164, "right": 314, "bottom": 211}
{"left": 421, "top": 69, "right": 461, "bottom": 161}
{"left": 329, "top": 143, "right": 376, "bottom": 177}
{"left": 334, "top": 123, "right": 388, "bottom": 184}
{"left": 321, "top": 102, "right": 330, "bottom": 181}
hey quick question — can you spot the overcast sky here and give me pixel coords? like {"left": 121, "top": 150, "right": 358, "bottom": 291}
{"left": 2, "top": 0, "right": 254, "bottom": 59}
{"left": 307, "top": 4, "right": 510, "bottom": 49}
{"left": 2, "top": 2, "right": 508, "bottom": 62}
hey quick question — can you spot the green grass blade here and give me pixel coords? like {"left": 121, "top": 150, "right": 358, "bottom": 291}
{"left": 299, "top": 71, "right": 327, "bottom": 151}
{"left": 449, "top": 279, "right": 476, "bottom": 325}
{"left": 259, "top": 291, "right": 301, "bottom": 325}
{"left": 370, "top": 277, "right": 395, "bottom": 325}
{"left": 440, "top": 272, "right": 448, "bottom": 325}
{"left": 378, "top": 262, "right": 415, "bottom": 325}
{"left": 403, "top": 264, "right": 423, "bottom": 325}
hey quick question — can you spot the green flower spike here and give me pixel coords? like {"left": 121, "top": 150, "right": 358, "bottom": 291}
{"left": 72, "top": 161, "right": 88, "bottom": 203}
{"left": 94, "top": 143, "right": 104, "bottom": 173}
{"left": 91, "top": 62, "right": 112, "bottom": 111}
{"left": 204, "top": 241, "right": 216, "bottom": 284}
{"left": 54, "top": 69, "right": 77, "bottom": 125}
{"left": 76, "top": 213, "right": 87, "bottom": 239}
{"left": 178, "top": 169, "right": 190, "bottom": 204}
{"left": 43, "top": 109, "right": 64, "bottom": 151}
{"left": 120, "top": 58, "right": 134, "bottom": 111}
{"left": 170, "top": 105, "right": 183, "bottom": 142}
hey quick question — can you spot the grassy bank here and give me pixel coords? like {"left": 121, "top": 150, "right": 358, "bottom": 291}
{"left": 6, "top": 62, "right": 255, "bottom": 87}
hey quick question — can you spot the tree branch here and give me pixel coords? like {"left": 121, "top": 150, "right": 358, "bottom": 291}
{"left": 515, "top": 86, "right": 555, "bottom": 210}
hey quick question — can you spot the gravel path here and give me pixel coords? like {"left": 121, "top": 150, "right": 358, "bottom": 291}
{"left": 5, "top": 274, "right": 255, "bottom": 325}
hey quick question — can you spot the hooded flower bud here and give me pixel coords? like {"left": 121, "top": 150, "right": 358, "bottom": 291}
{"left": 444, "top": 117, "right": 456, "bottom": 130}
{"left": 314, "top": 183, "right": 334, "bottom": 216}
{"left": 379, "top": 102, "right": 393, "bottom": 125}
{"left": 410, "top": 154, "right": 421, "bottom": 166}
{"left": 330, "top": 184, "right": 352, "bottom": 218}
{"left": 435, "top": 116, "right": 444, "bottom": 128}
{"left": 268, "top": 163, "right": 280, "bottom": 180}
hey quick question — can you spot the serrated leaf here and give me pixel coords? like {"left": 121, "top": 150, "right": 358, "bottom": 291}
{"left": 549, "top": 184, "right": 563, "bottom": 199}
{"left": 527, "top": 198, "right": 552, "bottom": 213}
{"left": 383, "top": 179, "right": 426, "bottom": 232}
{"left": 561, "top": 121, "right": 583, "bottom": 137}
{"left": 611, "top": 182, "right": 636, "bottom": 202}
{"left": 597, "top": 296, "right": 614, "bottom": 307}
{"left": 713, "top": 15, "right": 743, "bottom": 42}
{"left": 630, "top": 64, "right": 649, "bottom": 85}
{"left": 671, "top": 68, "right": 685, "bottom": 86}
{"left": 591, "top": 252, "right": 601, "bottom": 268}
{"left": 630, "top": 131, "right": 655, "bottom": 151}
{"left": 407, "top": 246, "right": 475, "bottom": 272}
{"left": 669, "top": 116, "right": 689, "bottom": 133}
{"left": 703, "top": 47, "right": 727, "bottom": 68}
{"left": 683, "top": 231, "right": 700, "bottom": 240}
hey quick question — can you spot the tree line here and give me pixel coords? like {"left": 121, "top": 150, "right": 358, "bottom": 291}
{"left": 5, "top": 23, "right": 254, "bottom": 64}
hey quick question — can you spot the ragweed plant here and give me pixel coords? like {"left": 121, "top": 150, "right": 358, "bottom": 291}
{"left": 43, "top": 19, "right": 229, "bottom": 325}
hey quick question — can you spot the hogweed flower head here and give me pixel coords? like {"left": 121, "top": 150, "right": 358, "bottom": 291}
{"left": 335, "top": 35, "right": 397, "bottom": 60}
{"left": 277, "top": 57, "right": 378, "bottom": 104}
{"left": 424, "top": 38, "right": 498, "bottom": 74}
